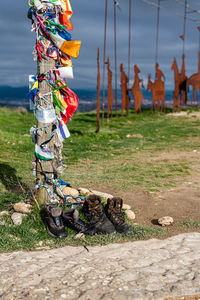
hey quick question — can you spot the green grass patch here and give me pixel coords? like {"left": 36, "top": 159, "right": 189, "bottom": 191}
{"left": 181, "top": 221, "right": 200, "bottom": 228}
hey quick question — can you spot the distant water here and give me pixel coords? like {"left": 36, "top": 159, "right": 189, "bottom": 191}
{"left": 0, "top": 86, "right": 194, "bottom": 113}
{"left": 76, "top": 89, "right": 175, "bottom": 112}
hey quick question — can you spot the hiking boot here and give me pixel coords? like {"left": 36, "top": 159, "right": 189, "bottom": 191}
{"left": 42, "top": 205, "right": 67, "bottom": 238}
{"left": 105, "top": 197, "right": 132, "bottom": 234}
{"left": 82, "top": 194, "right": 116, "bottom": 235}
{"left": 62, "top": 208, "right": 96, "bottom": 236}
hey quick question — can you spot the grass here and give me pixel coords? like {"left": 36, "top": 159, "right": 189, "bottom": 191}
{"left": 0, "top": 106, "right": 200, "bottom": 252}
{"left": 0, "top": 203, "right": 165, "bottom": 253}
{"left": 181, "top": 221, "right": 200, "bottom": 228}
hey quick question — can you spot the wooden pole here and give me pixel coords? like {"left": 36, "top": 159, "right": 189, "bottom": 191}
{"left": 36, "top": 56, "right": 56, "bottom": 205}
{"left": 128, "top": 0, "right": 132, "bottom": 83}
{"left": 155, "top": 0, "right": 161, "bottom": 65}
{"left": 114, "top": 1, "right": 118, "bottom": 116}
{"left": 96, "top": 48, "right": 101, "bottom": 133}
{"left": 198, "top": 28, "right": 200, "bottom": 53}
{"left": 102, "top": 0, "right": 108, "bottom": 125}
{"left": 183, "top": 0, "right": 187, "bottom": 56}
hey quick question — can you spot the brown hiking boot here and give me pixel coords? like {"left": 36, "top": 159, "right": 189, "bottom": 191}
{"left": 42, "top": 205, "right": 67, "bottom": 238}
{"left": 62, "top": 208, "right": 96, "bottom": 236}
{"left": 82, "top": 194, "right": 116, "bottom": 234}
{"left": 105, "top": 197, "right": 132, "bottom": 234}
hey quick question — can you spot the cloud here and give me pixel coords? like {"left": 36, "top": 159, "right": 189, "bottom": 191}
{"left": 0, "top": 0, "right": 200, "bottom": 90}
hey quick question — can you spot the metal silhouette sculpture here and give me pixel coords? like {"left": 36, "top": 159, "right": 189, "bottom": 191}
{"left": 120, "top": 63, "right": 129, "bottom": 117}
{"left": 147, "top": 74, "right": 160, "bottom": 111}
{"left": 187, "top": 52, "right": 200, "bottom": 105}
{"left": 171, "top": 57, "right": 181, "bottom": 111}
{"left": 107, "top": 56, "right": 114, "bottom": 120}
{"left": 147, "top": 64, "right": 165, "bottom": 112}
{"left": 171, "top": 55, "right": 187, "bottom": 110}
{"left": 131, "top": 64, "right": 143, "bottom": 113}
{"left": 180, "top": 54, "right": 188, "bottom": 105}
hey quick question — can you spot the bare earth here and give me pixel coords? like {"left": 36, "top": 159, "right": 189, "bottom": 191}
{"left": 1, "top": 232, "right": 200, "bottom": 300}
{"left": 93, "top": 149, "right": 200, "bottom": 238}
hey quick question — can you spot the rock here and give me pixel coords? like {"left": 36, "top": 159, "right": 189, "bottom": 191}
{"left": 158, "top": 216, "right": 174, "bottom": 226}
{"left": 62, "top": 187, "right": 79, "bottom": 198}
{"left": 126, "top": 134, "right": 143, "bottom": 138}
{"left": 132, "top": 134, "right": 143, "bottom": 138}
{"left": 90, "top": 190, "right": 113, "bottom": 200}
{"left": 78, "top": 187, "right": 92, "bottom": 195}
{"left": 74, "top": 232, "right": 85, "bottom": 239}
{"left": 13, "top": 202, "right": 32, "bottom": 214}
{"left": 11, "top": 213, "right": 26, "bottom": 225}
{"left": 122, "top": 204, "right": 131, "bottom": 210}
{"left": 0, "top": 211, "right": 9, "bottom": 217}
{"left": 125, "top": 210, "right": 136, "bottom": 220}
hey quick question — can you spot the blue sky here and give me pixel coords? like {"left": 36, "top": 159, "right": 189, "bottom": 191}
{"left": 0, "top": 0, "right": 200, "bottom": 90}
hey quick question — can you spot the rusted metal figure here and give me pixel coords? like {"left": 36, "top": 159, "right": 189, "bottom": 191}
{"left": 107, "top": 56, "right": 114, "bottom": 120}
{"left": 171, "top": 55, "right": 188, "bottom": 110}
{"left": 131, "top": 64, "right": 143, "bottom": 113}
{"left": 187, "top": 52, "right": 200, "bottom": 105}
{"left": 147, "top": 64, "right": 165, "bottom": 112}
{"left": 171, "top": 57, "right": 181, "bottom": 111}
{"left": 180, "top": 54, "right": 188, "bottom": 105}
{"left": 120, "top": 63, "right": 129, "bottom": 117}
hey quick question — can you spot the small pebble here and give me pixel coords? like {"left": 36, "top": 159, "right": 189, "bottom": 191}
{"left": 0, "top": 211, "right": 9, "bottom": 217}
{"left": 14, "top": 202, "right": 32, "bottom": 214}
{"left": 11, "top": 213, "right": 26, "bottom": 225}
{"left": 62, "top": 187, "right": 79, "bottom": 198}
{"left": 125, "top": 210, "right": 136, "bottom": 220}
{"left": 158, "top": 216, "right": 174, "bottom": 226}
{"left": 74, "top": 232, "right": 85, "bottom": 239}
{"left": 90, "top": 190, "right": 113, "bottom": 200}
{"left": 122, "top": 204, "right": 131, "bottom": 210}
{"left": 78, "top": 187, "right": 91, "bottom": 195}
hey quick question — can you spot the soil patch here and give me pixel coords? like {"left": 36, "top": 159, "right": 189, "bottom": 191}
{"left": 92, "top": 150, "right": 200, "bottom": 239}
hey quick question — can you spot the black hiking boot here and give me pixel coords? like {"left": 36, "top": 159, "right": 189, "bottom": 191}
{"left": 62, "top": 208, "right": 96, "bottom": 236}
{"left": 105, "top": 197, "right": 132, "bottom": 234}
{"left": 42, "top": 205, "right": 67, "bottom": 238}
{"left": 82, "top": 194, "right": 116, "bottom": 235}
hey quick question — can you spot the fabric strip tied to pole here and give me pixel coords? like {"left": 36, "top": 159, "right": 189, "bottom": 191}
{"left": 34, "top": 107, "right": 57, "bottom": 123}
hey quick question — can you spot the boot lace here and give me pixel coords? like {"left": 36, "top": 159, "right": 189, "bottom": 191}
{"left": 89, "top": 206, "right": 104, "bottom": 224}
{"left": 112, "top": 211, "right": 125, "bottom": 225}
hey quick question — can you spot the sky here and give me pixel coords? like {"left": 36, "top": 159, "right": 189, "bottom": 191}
{"left": 0, "top": 0, "right": 200, "bottom": 91}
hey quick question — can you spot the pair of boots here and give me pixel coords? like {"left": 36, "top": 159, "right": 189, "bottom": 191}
{"left": 82, "top": 195, "right": 132, "bottom": 235}
{"left": 42, "top": 205, "right": 96, "bottom": 238}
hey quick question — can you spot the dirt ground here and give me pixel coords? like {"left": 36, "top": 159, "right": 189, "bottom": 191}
{"left": 93, "top": 149, "right": 200, "bottom": 238}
